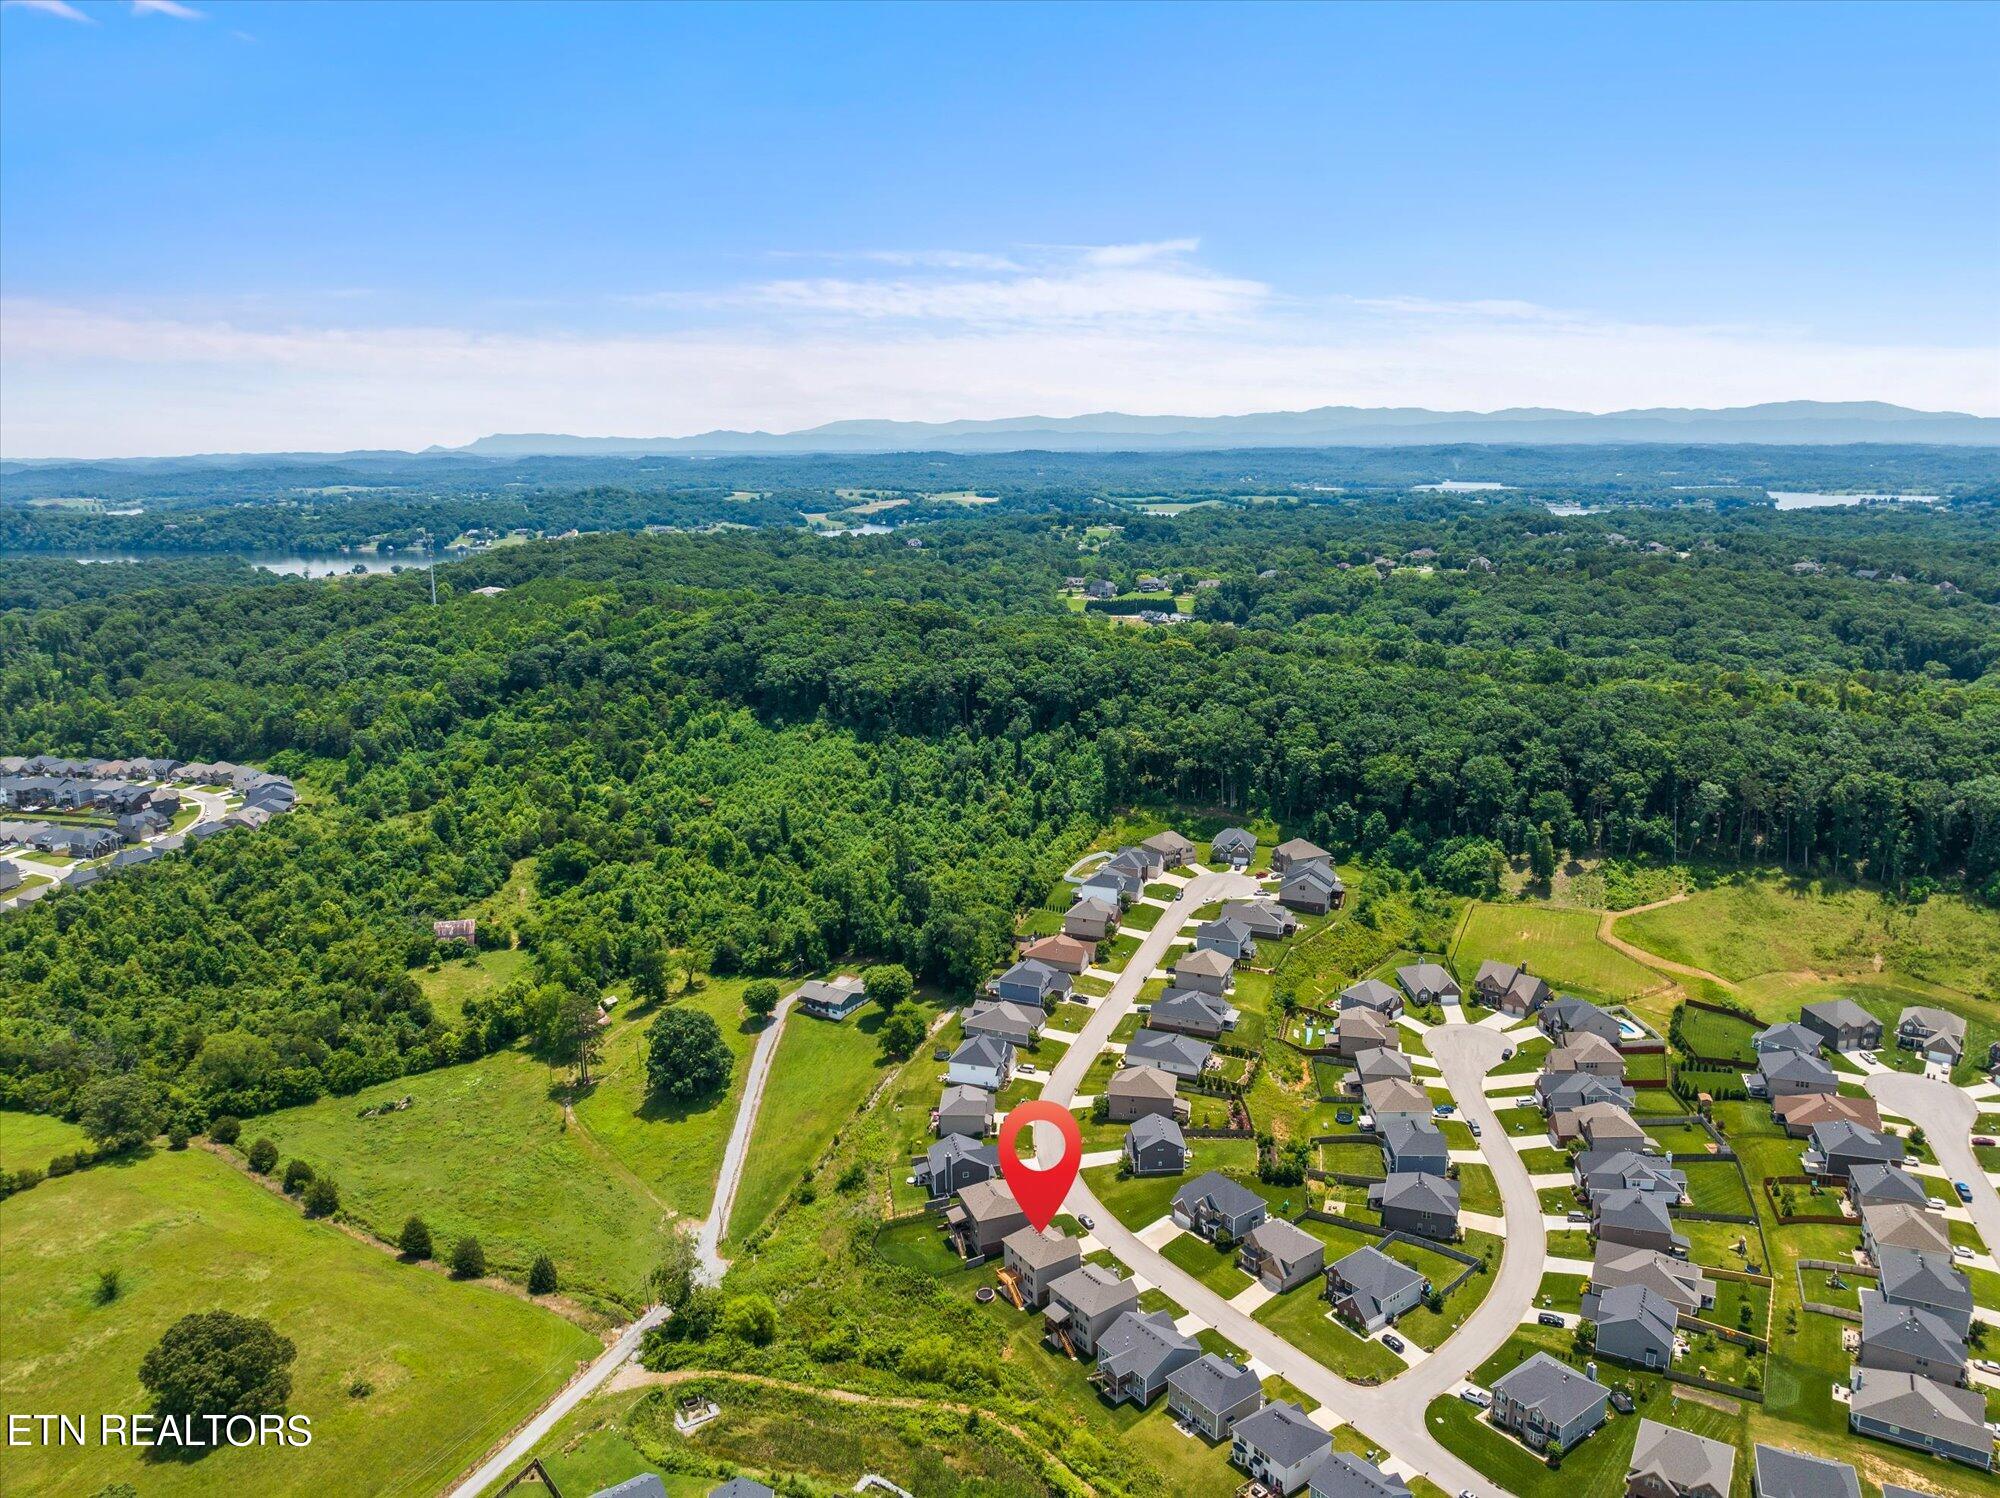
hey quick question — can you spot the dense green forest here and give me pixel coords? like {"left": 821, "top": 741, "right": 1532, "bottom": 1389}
{"left": 4, "top": 443, "right": 1995, "bottom": 556}
{"left": 2, "top": 495, "right": 1997, "bottom": 1129}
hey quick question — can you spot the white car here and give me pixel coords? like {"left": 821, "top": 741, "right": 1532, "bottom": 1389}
{"left": 1977, "top": 1359, "right": 2000, "bottom": 1375}
{"left": 1928, "top": 1196, "right": 1950, "bottom": 1211}
{"left": 1459, "top": 1388, "right": 1491, "bottom": 1408}
{"left": 1954, "top": 1245, "right": 1975, "bottom": 1261}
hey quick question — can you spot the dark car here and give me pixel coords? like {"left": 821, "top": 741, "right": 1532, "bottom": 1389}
{"left": 1381, "top": 1332, "right": 1405, "bottom": 1353}
{"left": 1537, "top": 1312, "right": 1565, "bottom": 1327}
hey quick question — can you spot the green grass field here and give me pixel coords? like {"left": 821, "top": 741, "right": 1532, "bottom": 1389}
{"left": 1161, "top": 1231, "right": 1254, "bottom": 1297}
{"left": 416, "top": 946, "right": 530, "bottom": 1026}
{"left": 1451, "top": 902, "right": 1662, "bottom": 1001}
{"left": 725, "top": 1005, "right": 893, "bottom": 1246}
{"left": 1254, "top": 1280, "right": 1406, "bottom": 1383}
{"left": 0, "top": 1146, "right": 597, "bottom": 1498}
{"left": 0, "top": 1110, "right": 90, "bottom": 1172}
{"left": 255, "top": 1045, "right": 671, "bottom": 1311}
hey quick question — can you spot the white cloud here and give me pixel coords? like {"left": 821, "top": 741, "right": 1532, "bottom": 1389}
{"left": 131, "top": 0, "right": 204, "bottom": 17}
{"left": 4, "top": 239, "right": 1996, "bottom": 454}
{"left": 3, "top": 0, "right": 95, "bottom": 22}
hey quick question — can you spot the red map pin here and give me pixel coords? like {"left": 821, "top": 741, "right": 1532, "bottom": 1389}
{"left": 997, "top": 1099, "right": 1083, "bottom": 1232}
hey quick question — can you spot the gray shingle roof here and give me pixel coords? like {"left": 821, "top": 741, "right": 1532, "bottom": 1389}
{"left": 1848, "top": 1163, "right": 1926, "bottom": 1207}
{"left": 1127, "top": 1113, "right": 1185, "bottom": 1150}
{"left": 1328, "top": 1245, "right": 1425, "bottom": 1319}
{"left": 1877, "top": 1246, "right": 1974, "bottom": 1315}
{"left": 1595, "top": 1189, "right": 1675, "bottom": 1233}
{"left": 1233, "top": 1400, "right": 1331, "bottom": 1467}
{"left": 1753, "top": 1021, "right": 1820, "bottom": 1053}
{"left": 1847, "top": 1367, "right": 1987, "bottom": 1447}
{"left": 1127, "top": 1028, "right": 1212, "bottom": 1072}
{"left": 950, "top": 1034, "right": 1015, "bottom": 1072}
{"left": 1492, "top": 1351, "right": 1607, "bottom": 1424}
{"left": 1752, "top": 1444, "right": 1861, "bottom": 1498}
{"left": 1339, "top": 978, "right": 1401, "bottom": 1010}
{"left": 1860, "top": 1290, "right": 1966, "bottom": 1365}
{"left": 1759, "top": 1049, "right": 1837, "bottom": 1087}
{"left": 1165, "top": 1350, "right": 1260, "bottom": 1413}
{"left": 1173, "top": 1170, "right": 1265, "bottom": 1221}
{"left": 1049, "top": 1262, "right": 1136, "bottom": 1316}
{"left": 1095, "top": 1308, "right": 1197, "bottom": 1382}
{"left": 1002, "top": 1225, "right": 1080, "bottom": 1270}
{"left": 1809, "top": 1120, "right": 1902, "bottom": 1163}
{"left": 1107, "top": 1064, "right": 1178, "bottom": 1100}
{"left": 1593, "top": 1282, "right": 1678, "bottom": 1343}
{"left": 1627, "top": 1420, "right": 1733, "bottom": 1497}
{"left": 1801, "top": 998, "right": 1875, "bottom": 1030}
{"left": 1375, "top": 1171, "right": 1459, "bottom": 1217}
{"left": 1308, "top": 1452, "right": 1412, "bottom": 1498}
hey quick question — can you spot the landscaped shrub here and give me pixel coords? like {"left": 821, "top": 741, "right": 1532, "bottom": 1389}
{"left": 302, "top": 1175, "right": 339, "bottom": 1218}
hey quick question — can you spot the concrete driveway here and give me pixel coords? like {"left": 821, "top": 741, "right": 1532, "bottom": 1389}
{"left": 1867, "top": 1070, "right": 2000, "bottom": 1254}
{"left": 1030, "top": 873, "right": 1536, "bottom": 1498}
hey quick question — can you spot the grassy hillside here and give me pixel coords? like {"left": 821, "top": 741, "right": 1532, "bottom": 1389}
{"left": 0, "top": 1146, "right": 596, "bottom": 1498}
{"left": 1451, "top": 901, "right": 1663, "bottom": 1001}
{"left": 0, "top": 1110, "right": 90, "bottom": 1173}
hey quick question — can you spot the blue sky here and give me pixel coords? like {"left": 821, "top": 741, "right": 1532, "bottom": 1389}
{"left": 2, "top": 0, "right": 1995, "bottom": 454}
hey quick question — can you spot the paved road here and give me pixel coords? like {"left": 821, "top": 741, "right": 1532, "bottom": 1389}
{"left": 445, "top": 1301, "right": 671, "bottom": 1498}
{"left": 1036, "top": 874, "right": 1538, "bottom": 1497}
{"left": 1867, "top": 1070, "right": 2000, "bottom": 1253}
{"left": 696, "top": 991, "right": 799, "bottom": 1284}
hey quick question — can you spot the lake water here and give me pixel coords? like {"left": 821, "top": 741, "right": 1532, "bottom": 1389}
{"left": 1414, "top": 480, "right": 1514, "bottom": 492}
{"left": 1767, "top": 492, "right": 1942, "bottom": 510}
{"left": 45, "top": 553, "right": 438, "bottom": 577}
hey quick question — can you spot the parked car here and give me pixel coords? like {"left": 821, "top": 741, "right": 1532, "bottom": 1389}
{"left": 1566, "top": 1210, "right": 1590, "bottom": 1224}
{"left": 1955, "top": 1245, "right": 1976, "bottom": 1261}
{"left": 1974, "top": 1136, "right": 1997, "bottom": 1148}
{"left": 1977, "top": 1359, "right": 2000, "bottom": 1375}
{"left": 1077, "top": 1215, "right": 1094, "bottom": 1232}
{"left": 1469, "top": 1120, "right": 1482, "bottom": 1138}
{"left": 1956, "top": 1181, "right": 1975, "bottom": 1203}
{"left": 1537, "top": 1312, "right": 1566, "bottom": 1327}
{"left": 1433, "top": 1102, "right": 1455, "bottom": 1116}
{"left": 1460, "top": 1388, "right": 1491, "bottom": 1407}
{"left": 1381, "top": 1332, "right": 1405, "bottom": 1353}
{"left": 1929, "top": 1197, "right": 1950, "bottom": 1211}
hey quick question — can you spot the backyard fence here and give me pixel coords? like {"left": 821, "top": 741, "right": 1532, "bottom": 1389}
{"left": 1794, "top": 1256, "right": 1878, "bottom": 1321}
{"left": 1660, "top": 1368, "right": 1764, "bottom": 1403}
{"left": 1762, "top": 1175, "right": 1852, "bottom": 1226}
{"left": 1186, "top": 1125, "right": 1255, "bottom": 1141}
{"left": 1295, "top": 1210, "right": 1487, "bottom": 1296}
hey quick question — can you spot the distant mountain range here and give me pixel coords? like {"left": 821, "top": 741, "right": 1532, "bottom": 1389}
{"left": 451, "top": 402, "right": 2000, "bottom": 456}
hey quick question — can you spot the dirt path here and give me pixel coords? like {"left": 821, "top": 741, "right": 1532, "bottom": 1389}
{"left": 1598, "top": 893, "right": 1740, "bottom": 993}
{"left": 603, "top": 1367, "right": 1096, "bottom": 1495}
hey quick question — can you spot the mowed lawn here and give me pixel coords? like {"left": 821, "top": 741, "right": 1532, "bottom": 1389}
{"left": 256, "top": 1046, "right": 670, "bottom": 1311}
{"left": 1452, "top": 902, "right": 1660, "bottom": 1001}
{"left": 0, "top": 1147, "right": 597, "bottom": 1498}
{"left": 725, "top": 1004, "right": 895, "bottom": 1247}
{"left": 0, "top": 1109, "right": 90, "bottom": 1173}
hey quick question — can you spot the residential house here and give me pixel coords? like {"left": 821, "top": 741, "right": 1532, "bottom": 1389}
{"left": 1020, "top": 934, "right": 1093, "bottom": 974}
{"left": 1846, "top": 1366, "right": 1991, "bottom": 1469}
{"left": 946, "top": 1035, "right": 1016, "bottom": 1092}
{"left": 1395, "top": 963, "right": 1460, "bottom": 1008}
{"left": 1799, "top": 1000, "right": 1881, "bottom": 1053}
{"left": 1553, "top": 1101, "right": 1648, "bottom": 1150}
{"left": 1166, "top": 1353, "right": 1264, "bottom": 1440}
{"left": 1210, "top": 828, "right": 1258, "bottom": 869}
{"left": 1336, "top": 1006, "right": 1397, "bottom": 1059}
{"left": 1752, "top": 1022, "right": 1821, "bottom": 1056}
{"left": 1489, "top": 1352, "right": 1609, "bottom": 1453}
{"left": 1624, "top": 1419, "right": 1734, "bottom": 1498}
{"left": 1000, "top": 1227, "right": 1081, "bottom": 1309}
{"left": 1847, "top": 1163, "right": 1927, "bottom": 1211}
{"left": 0, "top": 863, "right": 21, "bottom": 893}
{"left": 1858, "top": 1291, "right": 1968, "bottom": 1384}
{"left": 1125, "top": 1027, "right": 1212, "bottom": 1080}
{"left": 1360, "top": 1078, "right": 1431, "bottom": 1127}
{"left": 1063, "top": 895, "right": 1121, "bottom": 942}
{"left": 1576, "top": 1150, "right": 1687, "bottom": 1202}
{"left": 1803, "top": 1120, "right": 1904, "bottom": 1180}
{"left": 1171, "top": 947, "right": 1235, "bottom": 996}
{"left": 1864, "top": 1202, "right": 1951, "bottom": 1261}
{"left": 936, "top": 1084, "right": 994, "bottom": 1139}
{"left": 1547, "top": 1033, "right": 1627, "bottom": 1079}
{"left": 1146, "top": 987, "right": 1237, "bottom": 1039}
{"left": 1540, "top": 996, "right": 1623, "bottom": 1046}
{"left": 1591, "top": 1244, "right": 1715, "bottom": 1317}
{"left": 1876, "top": 1247, "right": 1974, "bottom": 1336}
{"left": 1473, "top": 960, "right": 1552, "bottom": 1016}
{"left": 992, "top": 958, "right": 1072, "bottom": 1008}
{"left": 962, "top": 1000, "right": 1045, "bottom": 1048}
{"left": 1897, "top": 1006, "right": 1966, "bottom": 1065}
{"left": 1172, "top": 1171, "right": 1268, "bottom": 1242}
{"left": 1195, "top": 917, "right": 1258, "bottom": 962}
{"left": 1134, "top": 575, "right": 1170, "bottom": 593}
{"left": 115, "top": 809, "right": 168, "bottom": 841}
{"left": 1105, "top": 1065, "right": 1186, "bottom": 1123}
{"left": 1279, "top": 862, "right": 1342, "bottom": 914}
{"left": 1238, "top": 1218, "right": 1325, "bottom": 1292}
{"left": 108, "top": 844, "right": 162, "bottom": 870}
{"left": 947, "top": 1180, "right": 1027, "bottom": 1259}
{"left": 1142, "top": 830, "right": 1196, "bottom": 869}
{"left": 919, "top": 1135, "right": 997, "bottom": 1199}
{"left": 1594, "top": 1190, "right": 1688, "bottom": 1256}
{"left": 1270, "top": 838, "right": 1332, "bottom": 875}
{"left": 1231, "top": 1402, "right": 1333, "bottom": 1495}
{"left": 1093, "top": 1310, "right": 1200, "bottom": 1407}
{"left": 1338, "top": 978, "right": 1403, "bottom": 1017}
{"left": 1538, "top": 1071, "right": 1636, "bottom": 1116}
{"left": 1109, "top": 844, "right": 1165, "bottom": 881}
{"left": 1076, "top": 870, "right": 1137, "bottom": 910}
{"left": 1380, "top": 1118, "right": 1448, "bottom": 1176}
{"left": 1757, "top": 1048, "right": 1837, "bottom": 1099}
{"left": 1369, "top": 1172, "right": 1459, "bottom": 1240}
{"left": 1751, "top": 1445, "right": 1860, "bottom": 1498}
{"left": 1221, "top": 898, "right": 1297, "bottom": 939}
{"left": 1043, "top": 1263, "right": 1138, "bottom": 1356}
{"left": 1123, "top": 1114, "right": 1189, "bottom": 1176}
{"left": 1308, "top": 1454, "right": 1412, "bottom": 1498}
{"left": 1350, "top": 1048, "right": 1414, "bottom": 1089}
{"left": 1772, "top": 1092, "right": 1880, "bottom": 1137}
{"left": 1324, "top": 1246, "right": 1427, "bottom": 1332}
{"left": 1084, "top": 579, "right": 1117, "bottom": 600}
{"left": 1581, "top": 1283, "right": 1678, "bottom": 1370}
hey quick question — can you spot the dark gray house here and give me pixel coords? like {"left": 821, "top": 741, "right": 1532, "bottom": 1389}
{"left": 936, "top": 1083, "right": 994, "bottom": 1139}
{"left": 1146, "top": 987, "right": 1237, "bottom": 1039}
{"left": 1591, "top": 1244, "right": 1716, "bottom": 1317}
{"left": 1752, "top": 1021, "right": 1820, "bottom": 1056}
{"left": 1337, "top": 978, "right": 1402, "bottom": 1017}
{"left": 1279, "top": 862, "right": 1342, "bottom": 914}
{"left": 1540, "top": 996, "right": 1623, "bottom": 1046}
{"left": 1123, "top": 1113, "right": 1188, "bottom": 1176}
{"left": 991, "top": 957, "right": 1072, "bottom": 1008}
{"left": 1307, "top": 1453, "right": 1412, "bottom": 1498}
{"left": 1000, "top": 1226, "right": 1082, "bottom": 1309}
{"left": 1858, "top": 1290, "right": 1968, "bottom": 1384}
{"left": 1211, "top": 828, "right": 1258, "bottom": 868}
{"left": 1195, "top": 916, "right": 1258, "bottom": 962}
{"left": 1802, "top": 1120, "right": 1904, "bottom": 1180}
{"left": 1092, "top": 1309, "right": 1200, "bottom": 1407}
{"left": 1799, "top": 999, "right": 1881, "bottom": 1053}
{"left": 1379, "top": 1118, "right": 1448, "bottom": 1177}
{"left": 1472, "top": 960, "right": 1551, "bottom": 1016}
{"left": 1846, "top": 1365, "right": 1991, "bottom": 1470}
{"left": 1369, "top": 1171, "right": 1459, "bottom": 1240}
{"left": 1877, "top": 1247, "right": 1974, "bottom": 1336}
{"left": 1756, "top": 1048, "right": 1838, "bottom": 1099}
{"left": 1222, "top": 898, "right": 1296, "bottom": 939}
{"left": 1581, "top": 1282, "right": 1678, "bottom": 1370}
{"left": 1126, "top": 1027, "right": 1212, "bottom": 1080}
{"left": 919, "top": 1134, "right": 997, "bottom": 1199}
{"left": 1165, "top": 1352, "right": 1264, "bottom": 1439}
{"left": 1593, "top": 1189, "right": 1688, "bottom": 1256}
{"left": 1172, "top": 1172, "right": 1268, "bottom": 1242}
{"left": 1751, "top": 1444, "right": 1860, "bottom": 1498}
{"left": 1238, "top": 1217, "right": 1325, "bottom": 1292}
{"left": 1625, "top": 1418, "right": 1734, "bottom": 1498}
{"left": 1394, "top": 963, "right": 1460, "bottom": 1007}
{"left": 1847, "top": 1163, "right": 1927, "bottom": 1211}
{"left": 1488, "top": 1352, "right": 1609, "bottom": 1453}
{"left": 1324, "top": 1246, "right": 1427, "bottom": 1332}
{"left": 1270, "top": 838, "right": 1331, "bottom": 875}
{"left": 1231, "top": 1402, "right": 1333, "bottom": 1495}
{"left": 1575, "top": 1149, "right": 1686, "bottom": 1202}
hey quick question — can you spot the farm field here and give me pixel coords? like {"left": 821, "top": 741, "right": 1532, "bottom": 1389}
{"left": 0, "top": 1146, "right": 597, "bottom": 1498}
{"left": 725, "top": 1003, "right": 894, "bottom": 1246}
{"left": 1451, "top": 901, "right": 1661, "bottom": 1001}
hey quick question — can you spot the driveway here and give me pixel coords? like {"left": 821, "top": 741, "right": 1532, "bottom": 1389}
{"left": 1032, "top": 873, "right": 1537, "bottom": 1497}
{"left": 696, "top": 991, "right": 800, "bottom": 1283}
{"left": 1866, "top": 1071, "right": 2000, "bottom": 1254}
